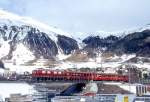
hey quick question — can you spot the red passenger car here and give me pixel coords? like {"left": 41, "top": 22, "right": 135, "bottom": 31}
{"left": 32, "top": 69, "right": 129, "bottom": 82}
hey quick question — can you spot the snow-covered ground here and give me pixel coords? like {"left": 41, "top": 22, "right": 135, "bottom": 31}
{"left": 2, "top": 58, "right": 150, "bottom": 74}
{"left": 105, "top": 82, "right": 137, "bottom": 94}
{"left": 133, "top": 63, "right": 150, "bottom": 69}
{"left": 56, "top": 52, "right": 71, "bottom": 61}
{"left": 105, "top": 82, "right": 150, "bottom": 95}
{"left": 0, "top": 68, "right": 4, "bottom": 74}
{"left": 12, "top": 43, "right": 35, "bottom": 65}
{"left": 0, "top": 40, "right": 10, "bottom": 59}
{"left": 55, "top": 61, "right": 121, "bottom": 69}
{"left": 3, "top": 61, "right": 48, "bottom": 74}
{"left": 0, "top": 83, "right": 35, "bottom": 100}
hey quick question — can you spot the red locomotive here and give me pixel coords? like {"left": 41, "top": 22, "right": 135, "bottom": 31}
{"left": 32, "top": 69, "right": 129, "bottom": 82}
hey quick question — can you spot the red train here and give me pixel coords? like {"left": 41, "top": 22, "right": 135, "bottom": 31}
{"left": 32, "top": 69, "right": 129, "bottom": 82}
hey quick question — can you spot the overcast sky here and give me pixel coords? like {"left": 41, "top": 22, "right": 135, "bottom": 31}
{"left": 0, "top": 0, "right": 150, "bottom": 33}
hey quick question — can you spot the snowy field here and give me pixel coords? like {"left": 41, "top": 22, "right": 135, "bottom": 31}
{"left": 104, "top": 82, "right": 138, "bottom": 94}
{"left": 1, "top": 60, "right": 150, "bottom": 74}
{"left": 0, "top": 83, "right": 35, "bottom": 100}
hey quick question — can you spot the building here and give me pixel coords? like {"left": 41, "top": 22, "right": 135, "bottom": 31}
{"left": 133, "top": 96, "right": 150, "bottom": 102}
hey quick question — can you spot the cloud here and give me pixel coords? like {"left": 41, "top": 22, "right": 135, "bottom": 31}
{"left": 0, "top": 0, "right": 150, "bottom": 33}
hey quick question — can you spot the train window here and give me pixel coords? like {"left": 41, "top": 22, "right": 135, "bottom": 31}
{"left": 54, "top": 71, "right": 57, "bottom": 74}
{"left": 47, "top": 71, "right": 51, "bottom": 74}
{"left": 42, "top": 71, "right": 46, "bottom": 74}
{"left": 58, "top": 72, "right": 62, "bottom": 74}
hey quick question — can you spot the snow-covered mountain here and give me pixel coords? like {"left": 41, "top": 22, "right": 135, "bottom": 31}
{"left": 0, "top": 9, "right": 150, "bottom": 71}
{"left": 0, "top": 9, "right": 71, "bottom": 39}
{"left": 0, "top": 9, "right": 79, "bottom": 61}
{"left": 73, "top": 24, "right": 150, "bottom": 41}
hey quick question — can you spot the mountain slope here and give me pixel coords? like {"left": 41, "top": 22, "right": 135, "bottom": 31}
{"left": 0, "top": 9, "right": 79, "bottom": 62}
{"left": 0, "top": 9, "right": 150, "bottom": 67}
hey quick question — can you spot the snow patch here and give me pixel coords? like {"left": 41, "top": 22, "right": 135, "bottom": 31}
{"left": 56, "top": 53, "right": 71, "bottom": 61}
{"left": 0, "top": 68, "right": 4, "bottom": 73}
{"left": 0, "top": 40, "right": 10, "bottom": 59}
{"left": 0, "top": 83, "right": 34, "bottom": 100}
{"left": 4, "top": 61, "right": 47, "bottom": 74}
{"left": 104, "top": 82, "right": 137, "bottom": 94}
{"left": 120, "top": 54, "right": 136, "bottom": 62}
{"left": 12, "top": 43, "right": 35, "bottom": 65}
{"left": 55, "top": 61, "right": 121, "bottom": 70}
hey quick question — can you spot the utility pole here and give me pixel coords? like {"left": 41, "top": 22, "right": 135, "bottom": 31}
{"left": 98, "top": 47, "right": 102, "bottom": 68}
{"left": 128, "top": 63, "right": 131, "bottom": 92}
